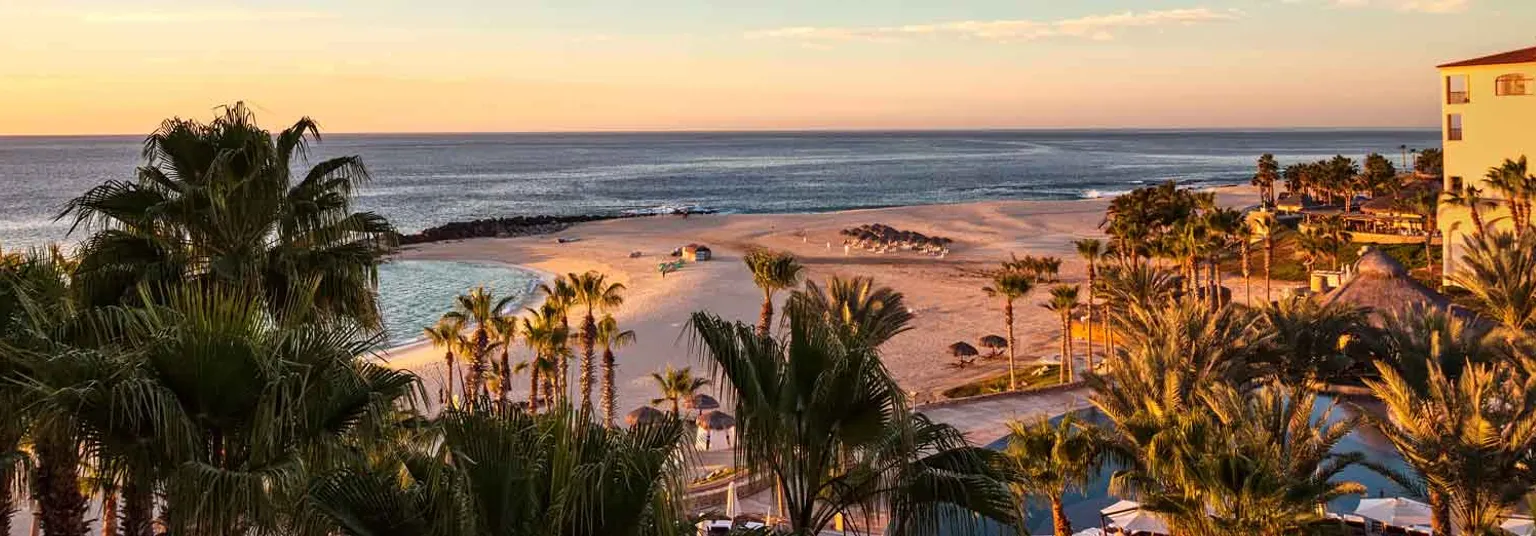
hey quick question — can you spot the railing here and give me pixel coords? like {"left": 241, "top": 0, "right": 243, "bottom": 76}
{"left": 1447, "top": 91, "right": 1470, "bottom": 104}
{"left": 1448, "top": 127, "right": 1463, "bottom": 141}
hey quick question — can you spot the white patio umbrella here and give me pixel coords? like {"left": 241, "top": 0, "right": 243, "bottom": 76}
{"left": 1102, "top": 500, "right": 1170, "bottom": 535}
{"left": 1502, "top": 516, "right": 1534, "bottom": 536}
{"left": 1354, "top": 497, "right": 1433, "bottom": 527}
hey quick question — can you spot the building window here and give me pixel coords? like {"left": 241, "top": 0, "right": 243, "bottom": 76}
{"left": 1446, "top": 75, "right": 1470, "bottom": 104}
{"left": 1449, "top": 176, "right": 1464, "bottom": 192}
{"left": 1447, "top": 114, "right": 1463, "bottom": 141}
{"left": 1496, "top": 74, "right": 1533, "bottom": 96}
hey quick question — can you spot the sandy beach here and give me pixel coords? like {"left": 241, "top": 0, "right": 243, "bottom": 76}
{"left": 380, "top": 185, "right": 1268, "bottom": 413}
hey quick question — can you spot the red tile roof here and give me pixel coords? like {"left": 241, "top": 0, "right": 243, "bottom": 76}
{"left": 1438, "top": 45, "right": 1536, "bottom": 68}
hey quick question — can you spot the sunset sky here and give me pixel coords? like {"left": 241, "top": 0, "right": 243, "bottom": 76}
{"left": 1, "top": 0, "right": 1532, "bottom": 134}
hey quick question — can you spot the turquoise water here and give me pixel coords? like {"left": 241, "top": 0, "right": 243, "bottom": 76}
{"left": 986, "top": 395, "right": 1411, "bottom": 535}
{"left": 376, "top": 260, "right": 541, "bottom": 347}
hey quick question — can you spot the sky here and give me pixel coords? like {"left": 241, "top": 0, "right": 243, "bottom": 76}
{"left": 1, "top": 0, "right": 1533, "bottom": 134}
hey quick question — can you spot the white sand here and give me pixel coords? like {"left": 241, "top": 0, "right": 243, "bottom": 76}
{"left": 379, "top": 185, "right": 1268, "bottom": 414}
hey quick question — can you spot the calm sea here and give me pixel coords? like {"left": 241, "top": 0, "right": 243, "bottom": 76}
{"left": 0, "top": 130, "right": 1439, "bottom": 249}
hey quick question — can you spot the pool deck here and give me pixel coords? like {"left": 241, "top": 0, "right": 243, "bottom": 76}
{"left": 917, "top": 384, "right": 1095, "bottom": 444}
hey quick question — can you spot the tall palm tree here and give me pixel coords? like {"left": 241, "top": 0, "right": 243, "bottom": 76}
{"left": 648, "top": 365, "right": 708, "bottom": 415}
{"left": 1404, "top": 187, "right": 1440, "bottom": 270}
{"left": 536, "top": 276, "right": 577, "bottom": 396}
{"left": 1001, "top": 414, "right": 1109, "bottom": 536}
{"left": 1074, "top": 239, "right": 1108, "bottom": 369}
{"left": 984, "top": 266, "right": 1036, "bottom": 391}
{"left": 424, "top": 317, "right": 469, "bottom": 406}
{"left": 687, "top": 308, "right": 1018, "bottom": 535}
{"left": 445, "top": 287, "right": 518, "bottom": 399}
{"left": 1255, "top": 297, "right": 1369, "bottom": 386}
{"left": 60, "top": 102, "right": 395, "bottom": 327}
{"left": 1252, "top": 153, "right": 1280, "bottom": 207}
{"left": 595, "top": 314, "right": 637, "bottom": 427}
{"left": 786, "top": 275, "right": 913, "bottom": 348}
{"left": 567, "top": 271, "right": 626, "bottom": 414}
{"left": 1042, "top": 285, "right": 1080, "bottom": 384}
{"left": 1449, "top": 231, "right": 1536, "bottom": 341}
{"left": 1252, "top": 212, "right": 1277, "bottom": 304}
{"left": 488, "top": 315, "right": 519, "bottom": 402}
{"left": 1365, "top": 358, "right": 1536, "bottom": 535}
{"left": 1443, "top": 183, "right": 1489, "bottom": 236}
{"left": 743, "top": 249, "right": 804, "bottom": 337}
{"left": 521, "top": 304, "right": 571, "bottom": 411}
{"left": 1484, "top": 156, "right": 1532, "bottom": 235}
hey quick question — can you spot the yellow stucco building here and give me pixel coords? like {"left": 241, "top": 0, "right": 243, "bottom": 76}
{"left": 1437, "top": 45, "right": 1536, "bottom": 282}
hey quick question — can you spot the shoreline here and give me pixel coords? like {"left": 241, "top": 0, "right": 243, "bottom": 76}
{"left": 375, "top": 184, "right": 1277, "bottom": 413}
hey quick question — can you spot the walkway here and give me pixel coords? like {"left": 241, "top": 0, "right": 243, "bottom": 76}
{"left": 917, "top": 384, "right": 1095, "bottom": 444}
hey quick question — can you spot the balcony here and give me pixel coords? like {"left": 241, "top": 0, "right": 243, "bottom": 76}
{"left": 1448, "top": 127, "right": 1463, "bottom": 141}
{"left": 1447, "top": 91, "right": 1470, "bottom": 104}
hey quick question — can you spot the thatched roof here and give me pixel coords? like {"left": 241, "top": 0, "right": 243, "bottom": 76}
{"left": 1321, "top": 249, "right": 1449, "bottom": 320}
{"left": 697, "top": 410, "right": 736, "bottom": 430}
{"left": 626, "top": 406, "right": 666, "bottom": 427}
{"left": 948, "top": 342, "right": 979, "bottom": 357}
{"left": 978, "top": 335, "right": 1008, "bottom": 349}
{"left": 685, "top": 393, "right": 720, "bottom": 412}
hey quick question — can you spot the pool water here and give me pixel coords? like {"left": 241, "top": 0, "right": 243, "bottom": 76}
{"left": 376, "top": 260, "right": 542, "bottom": 347}
{"left": 986, "top": 395, "right": 1412, "bottom": 535}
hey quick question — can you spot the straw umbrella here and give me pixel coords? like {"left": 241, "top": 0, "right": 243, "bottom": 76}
{"left": 625, "top": 406, "right": 666, "bottom": 427}
{"left": 978, "top": 335, "right": 1008, "bottom": 358}
{"left": 697, "top": 410, "right": 737, "bottom": 450}
{"left": 948, "top": 341, "right": 979, "bottom": 368}
{"left": 1321, "top": 248, "right": 1451, "bottom": 325}
{"left": 684, "top": 393, "right": 720, "bottom": 415}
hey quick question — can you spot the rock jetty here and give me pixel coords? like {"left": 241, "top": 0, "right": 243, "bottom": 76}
{"left": 397, "top": 209, "right": 717, "bottom": 245}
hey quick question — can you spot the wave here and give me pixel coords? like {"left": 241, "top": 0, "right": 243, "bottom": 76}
{"left": 1080, "top": 189, "right": 1133, "bottom": 199}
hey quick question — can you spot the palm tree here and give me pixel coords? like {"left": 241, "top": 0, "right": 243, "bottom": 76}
{"left": 305, "top": 405, "right": 692, "bottom": 536}
{"left": 1448, "top": 231, "right": 1536, "bottom": 341}
{"left": 1484, "top": 156, "right": 1532, "bottom": 235}
{"left": 1042, "top": 285, "right": 1080, "bottom": 384}
{"left": 649, "top": 365, "right": 708, "bottom": 415}
{"left": 445, "top": 286, "right": 519, "bottom": 399}
{"left": 536, "top": 276, "right": 577, "bottom": 396}
{"left": 488, "top": 315, "right": 519, "bottom": 402}
{"left": 424, "top": 317, "right": 470, "bottom": 406}
{"left": 786, "top": 275, "right": 913, "bottom": 348}
{"left": 1365, "top": 358, "right": 1536, "bottom": 535}
{"left": 984, "top": 266, "right": 1036, "bottom": 391}
{"left": 1001, "top": 414, "right": 1109, "bottom": 536}
{"left": 60, "top": 102, "right": 395, "bottom": 327}
{"left": 595, "top": 314, "right": 637, "bottom": 427}
{"left": 521, "top": 303, "right": 571, "bottom": 411}
{"left": 1074, "top": 239, "right": 1108, "bottom": 369}
{"left": 1404, "top": 187, "right": 1440, "bottom": 270}
{"left": 1443, "top": 183, "right": 1489, "bottom": 236}
{"left": 1252, "top": 212, "right": 1277, "bottom": 304}
{"left": 743, "top": 249, "right": 804, "bottom": 337}
{"left": 567, "top": 271, "right": 626, "bottom": 414}
{"left": 1256, "top": 297, "right": 1368, "bottom": 386}
{"left": 687, "top": 308, "right": 1017, "bottom": 535}
{"left": 1252, "top": 153, "right": 1280, "bottom": 207}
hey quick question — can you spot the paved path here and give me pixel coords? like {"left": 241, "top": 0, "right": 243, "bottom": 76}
{"left": 917, "top": 385, "right": 1095, "bottom": 445}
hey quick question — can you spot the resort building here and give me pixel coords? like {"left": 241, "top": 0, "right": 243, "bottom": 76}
{"left": 1437, "top": 45, "right": 1536, "bottom": 282}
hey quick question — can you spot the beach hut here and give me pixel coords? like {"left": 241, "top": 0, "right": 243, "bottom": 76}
{"left": 1320, "top": 248, "right": 1450, "bottom": 323}
{"left": 626, "top": 406, "right": 666, "bottom": 427}
{"left": 685, "top": 393, "right": 720, "bottom": 414}
{"left": 683, "top": 244, "right": 713, "bottom": 262}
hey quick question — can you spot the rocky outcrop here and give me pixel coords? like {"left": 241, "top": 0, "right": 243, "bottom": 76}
{"left": 396, "top": 209, "right": 718, "bottom": 245}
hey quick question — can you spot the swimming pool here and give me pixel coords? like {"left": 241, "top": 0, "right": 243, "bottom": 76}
{"left": 987, "top": 395, "right": 1412, "bottom": 535}
{"left": 376, "top": 259, "right": 543, "bottom": 347}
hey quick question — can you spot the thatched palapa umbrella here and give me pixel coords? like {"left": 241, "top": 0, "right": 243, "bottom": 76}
{"left": 1321, "top": 248, "right": 1450, "bottom": 325}
{"left": 697, "top": 410, "right": 737, "bottom": 431}
{"left": 949, "top": 341, "right": 979, "bottom": 358}
{"left": 685, "top": 393, "right": 720, "bottom": 413}
{"left": 626, "top": 406, "right": 666, "bottom": 427}
{"left": 978, "top": 335, "right": 1007, "bottom": 357}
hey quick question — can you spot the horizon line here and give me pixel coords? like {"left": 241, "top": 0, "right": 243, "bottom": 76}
{"left": 0, "top": 125, "right": 1443, "bottom": 138}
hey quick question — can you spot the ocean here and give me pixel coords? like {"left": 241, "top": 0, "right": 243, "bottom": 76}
{"left": 0, "top": 129, "right": 1440, "bottom": 345}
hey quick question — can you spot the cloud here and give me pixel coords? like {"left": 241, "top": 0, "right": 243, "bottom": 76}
{"left": 745, "top": 8, "right": 1241, "bottom": 44}
{"left": 67, "top": 8, "right": 334, "bottom": 24}
{"left": 1286, "top": 0, "right": 1471, "bottom": 14}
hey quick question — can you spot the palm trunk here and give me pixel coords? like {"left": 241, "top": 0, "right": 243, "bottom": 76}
{"left": 0, "top": 469, "right": 14, "bottom": 536}
{"left": 474, "top": 329, "right": 490, "bottom": 398}
{"left": 671, "top": 397, "right": 680, "bottom": 416}
{"left": 529, "top": 362, "right": 541, "bottom": 412}
{"left": 99, "top": 488, "right": 116, "bottom": 536}
{"left": 757, "top": 289, "right": 774, "bottom": 337}
{"left": 35, "top": 434, "right": 87, "bottom": 536}
{"left": 1050, "top": 496, "right": 1072, "bottom": 536}
{"left": 558, "top": 317, "right": 571, "bottom": 401}
{"left": 500, "top": 349, "right": 512, "bottom": 402}
{"left": 1263, "top": 239, "right": 1273, "bottom": 304}
{"left": 602, "top": 346, "right": 617, "bottom": 427}
{"left": 1430, "top": 488, "right": 1449, "bottom": 536}
{"left": 580, "top": 312, "right": 597, "bottom": 414}
{"left": 120, "top": 475, "right": 152, "bottom": 536}
{"left": 1469, "top": 202, "right": 1485, "bottom": 236}
{"left": 1059, "top": 315, "right": 1070, "bottom": 384}
{"left": 1005, "top": 299, "right": 1018, "bottom": 391}
{"left": 442, "top": 351, "right": 456, "bottom": 406}
{"left": 1084, "top": 273, "right": 1095, "bottom": 374}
